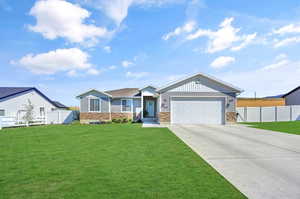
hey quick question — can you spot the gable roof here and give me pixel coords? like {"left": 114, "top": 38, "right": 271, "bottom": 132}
{"left": 157, "top": 72, "right": 244, "bottom": 93}
{"left": 105, "top": 88, "right": 140, "bottom": 98}
{"left": 76, "top": 89, "right": 112, "bottom": 98}
{"left": 139, "top": 85, "right": 157, "bottom": 91}
{"left": 282, "top": 86, "right": 300, "bottom": 98}
{"left": 52, "top": 101, "right": 68, "bottom": 109}
{"left": 0, "top": 87, "right": 66, "bottom": 108}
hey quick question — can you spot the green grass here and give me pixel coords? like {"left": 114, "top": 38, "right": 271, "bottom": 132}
{"left": 0, "top": 124, "right": 246, "bottom": 199}
{"left": 243, "top": 121, "right": 300, "bottom": 135}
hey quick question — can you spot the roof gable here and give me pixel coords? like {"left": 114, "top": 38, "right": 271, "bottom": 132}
{"left": 77, "top": 89, "right": 112, "bottom": 98}
{"left": 0, "top": 87, "right": 64, "bottom": 108}
{"left": 158, "top": 73, "right": 243, "bottom": 93}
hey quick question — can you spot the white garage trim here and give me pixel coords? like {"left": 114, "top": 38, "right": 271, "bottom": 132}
{"left": 170, "top": 96, "right": 226, "bottom": 125}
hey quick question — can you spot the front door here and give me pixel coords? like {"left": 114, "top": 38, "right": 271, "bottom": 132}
{"left": 146, "top": 100, "right": 155, "bottom": 117}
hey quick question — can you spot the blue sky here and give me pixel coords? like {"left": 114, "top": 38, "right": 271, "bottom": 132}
{"left": 1, "top": 0, "right": 300, "bottom": 106}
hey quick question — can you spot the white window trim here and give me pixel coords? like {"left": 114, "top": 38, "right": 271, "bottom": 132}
{"left": 121, "top": 99, "right": 133, "bottom": 113}
{"left": 88, "top": 97, "right": 101, "bottom": 112}
{"left": 39, "top": 107, "right": 45, "bottom": 117}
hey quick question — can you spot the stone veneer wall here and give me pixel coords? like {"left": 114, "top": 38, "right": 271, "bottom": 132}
{"left": 226, "top": 112, "right": 237, "bottom": 123}
{"left": 111, "top": 113, "right": 133, "bottom": 120}
{"left": 159, "top": 112, "right": 170, "bottom": 123}
{"left": 80, "top": 112, "right": 136, "bottom": 123}
{"left": 80, "top": 113, "right": 110, "bottom": 123}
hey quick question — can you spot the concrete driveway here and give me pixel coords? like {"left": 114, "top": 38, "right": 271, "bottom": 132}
{"left": 169, "top": 124, "right": 300, "bottom": 199}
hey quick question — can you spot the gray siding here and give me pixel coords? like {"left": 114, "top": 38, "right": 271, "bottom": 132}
{"left": 80, "top": 97, "right": 89, "bottom": 112}
{"left": 79, "top": 91, "right": 110, "bottom": 113}
{"left": 160, "top": 92, "right": 236, "bottom": 113}
{"left": 285, "top": 89, "right": 300, "bottom": 105}
{"left": 111, "top": 99, "right": 121, "bottom": 113}
{"left": 163, "top": 75, "right": 236, "bottom": 93}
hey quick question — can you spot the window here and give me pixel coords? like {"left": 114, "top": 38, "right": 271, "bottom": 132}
{"left": 40, "top": 107, "right": 45, "bottom": 117}
{"left": 121, "top": 99, "right": 132, "bottom": 112}
{"left": 89, "top": 98, "right": 100, "bottom": 112}
{"left": 0, "top": 109, "right": 5, "bottom": 116}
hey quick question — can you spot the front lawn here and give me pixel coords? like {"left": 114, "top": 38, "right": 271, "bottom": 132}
{"left": 243, "top": 121, "right": 300, "bottom": 135}
{"left": 0, "top": 124, "right": 245, "bottom": 199}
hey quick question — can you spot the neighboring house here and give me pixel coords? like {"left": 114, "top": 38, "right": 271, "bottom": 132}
{"left": 0, "top": 87, "right": 68, "bottom": 120}
{"left": 237, "top": 98, "right": 285, "bottom": 107}
{"left": 283, "top": 86, "right": 300, "bottom": 105}
{"left": 77, "top": 72, "right": 243, "bottom": 125}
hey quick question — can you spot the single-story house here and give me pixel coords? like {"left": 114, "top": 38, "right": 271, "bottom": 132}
{"left": 0, "top": 87, "right": 68, "bottom": 119}
{"left": 77, "top": 72, "right": 243, "bottom": 125}
{"left": 282, "top": 86, "right": 300, "bottom": 105}
{"left": 237, "top": 98, "right": 286, "bottom": 107}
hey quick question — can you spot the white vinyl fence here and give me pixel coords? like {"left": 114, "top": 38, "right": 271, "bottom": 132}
{"left": 237, "top": 105, "right": 300, "bottom": 122}
{"left": 0, "top": 110, "right": 76, "bottom": 130}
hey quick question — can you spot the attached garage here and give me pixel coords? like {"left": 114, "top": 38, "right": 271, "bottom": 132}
{"left": 171, "top": 97, "right": 225, "bottom": 124}
{"left": 157, "top": 72, "right": 243, "bottom": 124}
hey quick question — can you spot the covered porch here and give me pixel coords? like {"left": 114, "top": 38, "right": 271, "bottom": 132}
{"left": 140, "top": 86, "right": 159, "bottom": 123}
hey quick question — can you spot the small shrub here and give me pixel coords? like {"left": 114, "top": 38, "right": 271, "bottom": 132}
{"left": 112, "top": 118, "right": 118, "bottom": 123}
{"left": 122, "top": 118, "right": 128, "bottom": 123}
{"left": 116, "top": 119, "right": 122, "bottom": 123}
{"left": 128, "top": 119, "right": 132, "bottom": 123}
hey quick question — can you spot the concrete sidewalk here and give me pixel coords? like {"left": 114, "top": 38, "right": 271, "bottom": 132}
{"left": 169, "top": 124, "right": 300, "bottom": 199}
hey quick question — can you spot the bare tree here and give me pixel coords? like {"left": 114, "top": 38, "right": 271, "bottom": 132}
{"left": 23, "top": 99, "right": 34, "bottom": 126}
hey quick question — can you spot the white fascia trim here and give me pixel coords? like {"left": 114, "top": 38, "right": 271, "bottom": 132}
{"left": 139, "top": 85, "right": 157, "bottom": 91}
{"left": 157, "top": 72, "right": 244, "bottom": 93}
{"left": 77, "top": 89, "right": 112, "bottom": 98}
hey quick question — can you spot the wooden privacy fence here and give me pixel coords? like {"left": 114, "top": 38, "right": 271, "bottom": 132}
{"left": 0, "top": 110, "right": 76, "bottom": 130}
{"left": 237, "top": 105, "right": 300, "bottom": 122}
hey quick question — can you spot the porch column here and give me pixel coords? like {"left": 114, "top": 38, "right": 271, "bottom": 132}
{"left": 141, "top": 92, "right": 143, "bottom": 119}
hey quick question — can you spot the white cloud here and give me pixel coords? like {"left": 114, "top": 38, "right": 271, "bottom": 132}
{"left": 186, "top": 17, "right": 256, "bottom": 53}
{"left": 273, "top": 37, "right": 300, "bottom": 48}
{"left": 29, "top": 0, "right": 109, "bottom": 45}
{"left": 103, "top": 46, "right": 112, "bottom": 53}
{"left": 67, "top": 70, "right": 78, "bottom": 77}
{"left": 108, "top": 65, "right": 117, "bottom": 70}
{"left": 82, "top": 0, "right": 183, "bottom": 26}
{"left": 122, "top": 60, "right": 134, "bottom": 68}
{"left": 210, "top": 56, "right": 235, "bottom": 68}
{"left": 162, "top": 20, "right": 196, "bottom": 40}
{"left": 231, "top": 33, "right": 257, "bottom": 51}
{"left": 219, "top": 57, "right": 300, "bottom": 97}
{"left": 275, "top": 53, "right": 287, "bottom": 61}
{"left": 13, "top": 48, "right": 92, "bottom": 75}
{"left": 261, "top": 59, "right": 290, "bottom": 71}
{"left": 87, "top": 68, "right": 102, "bottom": 75}
{"left": 126, "top": 71, "right": 149, "bottom": 78}
{"left": 273, "top": 24, "right": 300, "bottom": 35}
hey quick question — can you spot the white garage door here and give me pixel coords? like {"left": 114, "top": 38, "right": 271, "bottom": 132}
{"left": 171, "top": 97, "right": 225, "bottom": 124}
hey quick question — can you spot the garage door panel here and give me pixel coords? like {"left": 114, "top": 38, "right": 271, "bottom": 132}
{"left": 171, "top": 97, "right": 224, "bottom": 124}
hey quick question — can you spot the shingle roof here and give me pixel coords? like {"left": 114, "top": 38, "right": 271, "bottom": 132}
{"left": 52, "top": 101, "right": 68, "bottom": 109}
{"left": 0, "top": 87, "right": 34, "bottom": 100}
{"left": 0, "top": 87, "right": 66, "bottom": 109}
{"left": 105, "top": 88, "right": 140, "bottom": 98}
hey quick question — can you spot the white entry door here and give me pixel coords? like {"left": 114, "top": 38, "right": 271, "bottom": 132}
{"left": 171, "top": 97, "right": 225, "bottom": 124}
{"left": 146, "top": 101, "right": 155, "bottom": 117}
